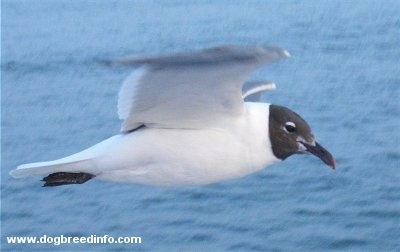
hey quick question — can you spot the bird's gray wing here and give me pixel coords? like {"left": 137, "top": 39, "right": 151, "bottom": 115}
{"left": 242, "top": 80, "right": 276, "bottom": 102}
{"left": 116, "top": 45, "right": 289, "bottom": 132}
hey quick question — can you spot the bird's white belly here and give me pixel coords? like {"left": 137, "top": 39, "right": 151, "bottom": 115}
{"left": 94, "top": 127, "right": 277, "bottom": 186}
{"left": 82, "top": 103, "right": 279, "bottom": 186}
{"left": 99, "top": 161, "right": 244, "bottom": 186}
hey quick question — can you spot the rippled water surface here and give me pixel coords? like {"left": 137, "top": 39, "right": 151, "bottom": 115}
{"left": 2, "top": 0, "right": 400, "bottom": 251}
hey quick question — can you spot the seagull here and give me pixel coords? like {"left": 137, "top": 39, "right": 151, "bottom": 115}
{"left": 10, "top": 45, "right": 335, "bottom": 187}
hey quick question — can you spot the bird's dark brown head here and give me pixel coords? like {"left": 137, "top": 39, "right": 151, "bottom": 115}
{"left": 269, "top": 104, "right": 336, "bottom": 169}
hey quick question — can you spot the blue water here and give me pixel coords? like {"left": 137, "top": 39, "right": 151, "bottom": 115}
{"left": 2, "top": 0, "right": 399, "bottom": 251}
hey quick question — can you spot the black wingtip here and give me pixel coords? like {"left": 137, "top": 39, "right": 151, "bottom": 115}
{"left": 42, "top": 172, "right": 96, "bottom": 187}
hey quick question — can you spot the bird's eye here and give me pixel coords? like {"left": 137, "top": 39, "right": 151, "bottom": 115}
{"left": 285, "top": 121, "right": 296, "bottom": 133}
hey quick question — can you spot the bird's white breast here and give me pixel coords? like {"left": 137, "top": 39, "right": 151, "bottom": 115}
{"left": 94, "top": 103, "right": 279, "bottom": 186}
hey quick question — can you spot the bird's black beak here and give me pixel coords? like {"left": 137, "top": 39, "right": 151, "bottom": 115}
{"left": 301, "top": 141, "right": 336, "bottom": 169}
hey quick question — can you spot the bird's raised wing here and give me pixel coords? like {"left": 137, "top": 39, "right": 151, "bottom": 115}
{"left": 115, "top": 45, "right": 289, "bottom": 132}
{"left": 242, "top": 80, "right": 276, "bottom": 102}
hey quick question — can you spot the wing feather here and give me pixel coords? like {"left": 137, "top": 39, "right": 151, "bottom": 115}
{"left": 242, "top": 81, "right": 276, "bottom": 102}
{"left": 116, "top": 45, "right": 289, "bottom": 132}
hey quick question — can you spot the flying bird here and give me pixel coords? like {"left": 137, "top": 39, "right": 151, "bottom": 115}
{"left": 10, "top": 45, "right": 335, "bottom": 187}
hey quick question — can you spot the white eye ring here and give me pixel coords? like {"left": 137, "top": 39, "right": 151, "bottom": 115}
{"left": 284, "top": 121, "right": 296, "bottom": 132}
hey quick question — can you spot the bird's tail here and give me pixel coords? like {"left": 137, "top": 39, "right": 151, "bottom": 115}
{"left": 10, "top": 158, "right": 97, "bottom": 186}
